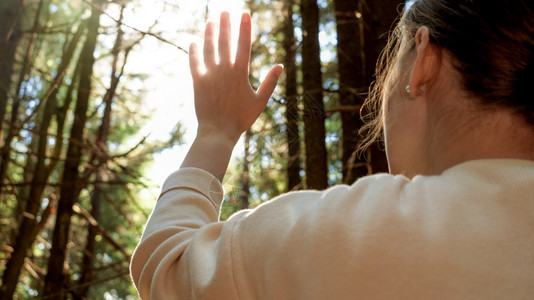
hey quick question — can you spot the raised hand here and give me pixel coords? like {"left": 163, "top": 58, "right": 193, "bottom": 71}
{"left": 182, "top": 12, "right": 283, "bottom": 180}
{"left": 189, "top": 12, "right": 283, "bottom": 143}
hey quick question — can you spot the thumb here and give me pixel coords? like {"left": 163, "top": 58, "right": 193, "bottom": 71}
{"left": 256, "top": 64, "right": 284, "bottom": 102}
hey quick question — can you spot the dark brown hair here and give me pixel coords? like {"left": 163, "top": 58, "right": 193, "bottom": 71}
{"left": 360, "top": 0, "right": 534, "bottom": 149}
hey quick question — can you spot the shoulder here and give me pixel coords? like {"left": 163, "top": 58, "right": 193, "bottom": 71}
{"left": 228, "top": 160, "right": 534, "bottom": 298}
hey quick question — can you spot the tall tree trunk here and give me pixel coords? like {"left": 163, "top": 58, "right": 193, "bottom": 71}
{"left": 0, "top": 0, "right": 23, "bottom": 148}
{"left": 0, "top": 0, "right": 43, "bottom": 194}
{"left": 240, "top": 5, "right": 255, "bottom": 206}
{"left": 74, "top": 7, "right": 127, "bottom": 296}
{"left": 0, "top": 22, "right": 85, "bottom": 299}
{"left": 42, "top": 2, "right": 102, "bottom": 298}
{"left": 283, "top": 0, "right": 302, "bottom": 191}
{"left": 73, "top": 169, "right": 103, "bottom": 299}
{"left": 14, "top": 20, "right": 84, "bottom": 239}
{"left": 240, "top": 130, "right": 251, "bottom": 210}
{"left": 361, "top": 0, "right": 404, "bottom": 174}
{"left": 334, "top": 0, "right": 369, "bottom": 184}
{"left": 301, "top": 0, "right": 328, "bottom": 190}
{"left": 0, "top": 3, "right": 46, "bottom": 297}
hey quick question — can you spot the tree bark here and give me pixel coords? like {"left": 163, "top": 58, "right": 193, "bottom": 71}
{"left": 73, "top": 170, "right": 103, "bottom": 299}
{"left": 0, "top": 0, "right": 43, "bottom": 194}
{"left": 0, "top": 2, "right": 46, "bottom": 297}
{"left": 361, "top": 0, "right": 405, "bottom": 174}
{"left": 74, "top": 7, "right": 127, "bottom": 297}
{"left": 0, "top": 0, "right": 23, "bottom": 149}
{"left": 334, "top": 0, "right": 369, "bottom": 183}
{"left": 42, "top": 2, "right": 102, "bottom": 298}
{"left": 240, "top": 130, "right": 251, "bottom": 210}
{"left": 283, "top": 0, "right": 302, "bottom": 191}
{"left": 301, "top": 0, "right": 328, "bottom": 190}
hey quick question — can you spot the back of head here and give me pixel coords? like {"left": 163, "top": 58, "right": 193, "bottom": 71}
{"left": 404, "top": 0, "right": 534, "bottom": 124}
{"left": 361, "top": 0, "right": 534, "bottom": 147}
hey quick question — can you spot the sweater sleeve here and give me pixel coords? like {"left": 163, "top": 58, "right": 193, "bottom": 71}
{"left": 130, "top": 168, "right": 232, "bottom": 299}
{"left": 130, "top": 166, "right": 346, "bottom": 299}
{"left": 129, "top": 167, "right": 409, "bottom": 299}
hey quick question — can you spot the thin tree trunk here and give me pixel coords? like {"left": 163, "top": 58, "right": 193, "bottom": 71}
{"left": 0, "top": 0, "right": 24, "bottom": 148}
{"left": 74, "top": 7, "right": 127, "bottom": 297}
{"left": 0, "top": 0, "right": 23, "bottom": 47}
{"left": 334, "top": 0, "right": 370, "bottom": 184}
{"left": 283, "top": 0, "right": 302, "bottom": 191}
{"left": 73, "top": 170, "right": 103, "bottom": 299}
{"left": 1, "top": 0, "right": 28, "bottom": 220}
{"left": 42, "top": 2, "right": 102, "bottom": 298}
{"left": 361, "top": 0, "right": 404, "bottom": 174}
{"left": 0, "top": 3, "right": 49, "bottom": 297}
{"left": 240, "top": 5, "right": 255, "bottom": 206}
{"left": 240, "top": 130, "right": 251, "bottom": 210}
{"left": 301, "top": 0, "right": 328, "bottom": 190}
{"left": 13, "top": 20, "right": 84, "bottom": 239}
{"left": 0, "top": 0, "right": 43, "bottom": 194}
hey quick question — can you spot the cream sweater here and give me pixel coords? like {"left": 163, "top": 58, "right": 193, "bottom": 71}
{"left": 131, "top": 159, "right": 534, "bottom": 299}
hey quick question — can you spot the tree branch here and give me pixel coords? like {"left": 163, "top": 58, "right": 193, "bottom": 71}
{"left": 81, "top": 0, "right": 188, "bottom": 54}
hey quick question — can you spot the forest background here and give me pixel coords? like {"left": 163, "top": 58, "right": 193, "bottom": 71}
{"left": 0, "top": 0, "right": 407, "bottom": 298}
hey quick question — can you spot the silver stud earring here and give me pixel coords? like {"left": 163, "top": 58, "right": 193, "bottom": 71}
{"left": 405, "top": 84, "right": 411, "bottom": 94}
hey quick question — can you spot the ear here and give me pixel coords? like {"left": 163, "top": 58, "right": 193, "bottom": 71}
{"left": 407, "top": 26, "right": 441, "bottom": 98}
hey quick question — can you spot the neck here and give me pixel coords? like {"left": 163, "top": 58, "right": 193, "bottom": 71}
{"left": 427, "top": 109, "right": 534, "bottom": 175}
